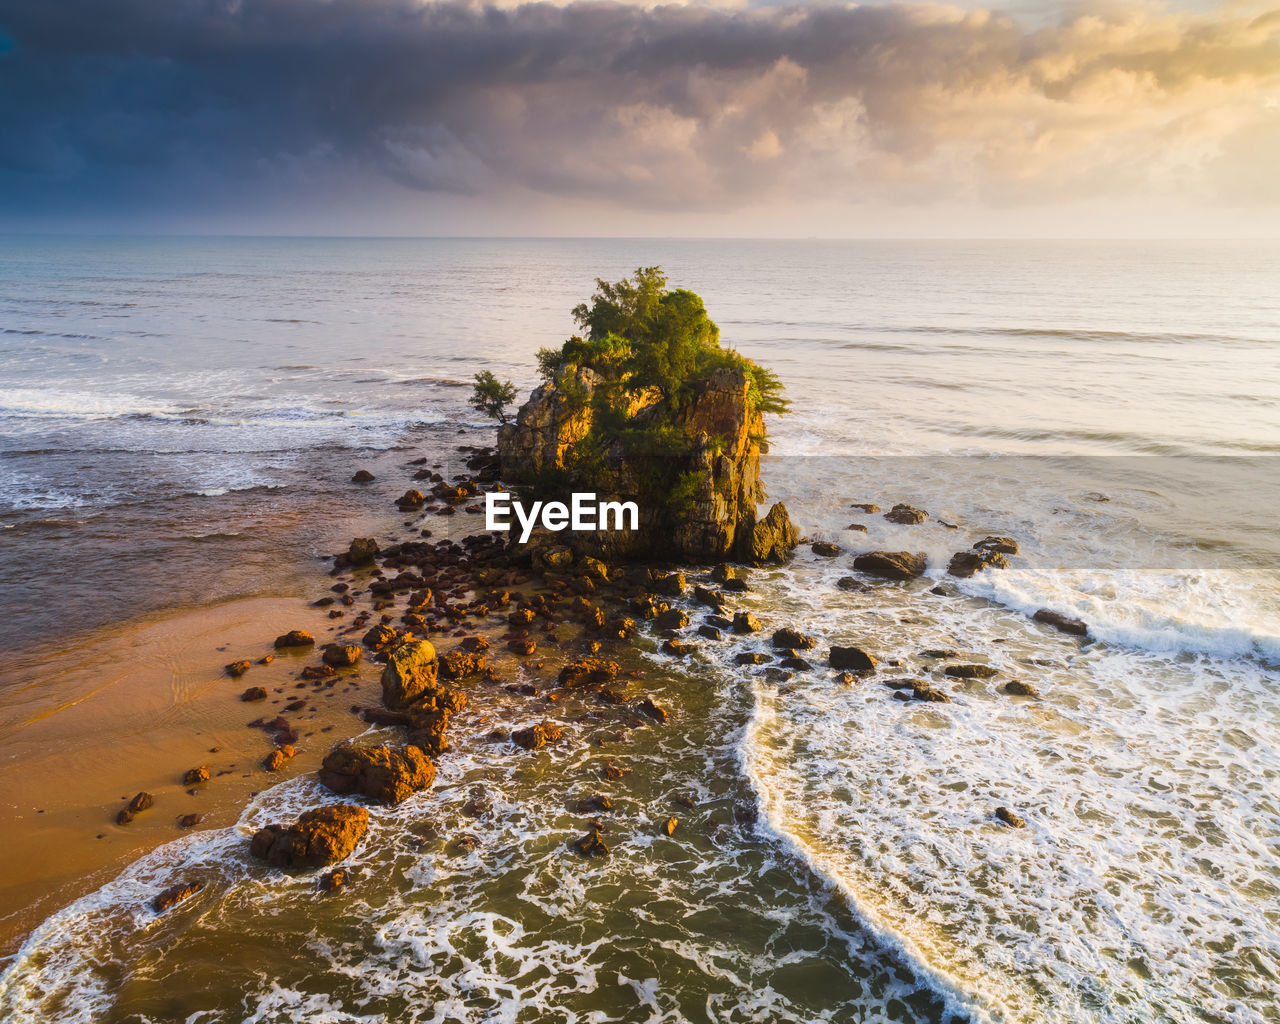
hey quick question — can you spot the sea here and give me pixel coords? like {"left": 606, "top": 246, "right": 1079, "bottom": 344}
{"left": 1, "top": 236, "right": 1278, "bottom": 1023}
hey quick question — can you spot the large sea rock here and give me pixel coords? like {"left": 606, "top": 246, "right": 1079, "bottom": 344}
{"left": 498, "top": 366, "right": 796, "bottom": 564}
{"left": 380, "top": 639, "right": 439, "bottom": 709}
{"left": 249, "top": 805, "right": 369, "bottom": 869}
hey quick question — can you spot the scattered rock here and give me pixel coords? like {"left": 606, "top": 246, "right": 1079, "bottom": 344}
{"left": 362, "top": 624, "right": 398, "bottom": 649}
{"left": 661, "top": 639, "right": 698, "bottom": 657}
{"left": 835, "top": 576, "right": 871, "bottom": 593}
{"left": 507, "top": 638, "right": 537, "bottom": 656}
{"left": 732, "top": 611, "right": 762, "bottom": 634}
{"left": 224, "top": 660, "right": 251, "bottom": 678}
{"left": 946, "top": 549, "right": 1010, "bottom": 578}
{"left": 811, "top": 541, "right": 840, "bottom": 557}
{"left": 151, "top": 882, "right": 203, "bottom": 913}
{"left": 558, "top": 659, "right": 619, "bottom": 688}
{"left": 780, "top": 656, "right": 812, "bottom": 671}
{"left": 351, "top": 470, "right": 375, "bottom": 484}
{"left": 319, "top": 744, "right": 435, "bottom": 805}
{"left": 439, "top": 649, "right": 487, "bottom": 679}
{"left": 884, "top": 503, "right": 928, "bottom": 525}
{"left": 735, "top": 652, "right": 772, "bottom": 665}
{"left": 995, "top": 806, "right": 1026, "bottom": 828}
{"left": 262, "top": 749, "right": 288, "bottom": 772}
{"left": 178, "top": 813, "right": 202, "bottom": 828}
{"left": 829, "top": 646, "right": 877, "bottom": 673}
{"left": 240, "top": 686, "right": 268, "bottom": 702}
{"left": 182, "top": 766, "right": 210, "bottom": 786}
{"left": 274, "top": 630, "right": 315, "bottom": 649}
{"left": 845, "top": 523, "right": 868, "bottom": 533}
{"left": 1032, "top": 609, "right": 1088, "bottom": 637}
{"left": 634, "top": 697, "right": 669, "bottom": 723}
{"left": 318, "top": 868, "right": 347, "bottom": 892}
{"left": 250, "top": 805, "right": 370, "bottom": 868}
{"left": 852, "top": 551, "right": 927, "bottom": 580}
{"left": 1003, "top": 680, "right": 1040, "bottom": 697}
{"left": 697, "top": 624, "right": 722, "bottom": 641}
{"left": 887, "top": 680, "right": 953, "bottom": 703}
{"left": 849, "top": 503, "right": 880, "bottom": 513}
{"left": 662, "top": 817, "right": 679, "bottom": 836}
{"left": 116, "top": 791, "right": 153, "bottom": 825}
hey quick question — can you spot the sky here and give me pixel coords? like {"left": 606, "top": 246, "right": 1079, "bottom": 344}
{"left": 0, "top": 0, "right": 1277, "bottom": 237}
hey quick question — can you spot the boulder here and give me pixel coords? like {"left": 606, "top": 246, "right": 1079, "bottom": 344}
{"left": 1032, "top": 609, "right": 1088, "bottom": 637}
{"left": 835, "top": 576, "right": 871, "bottom": 593}
{"left": 697, "top": 625, "right": 722, "bottom": 641}
{"left": 151, "top": 882, "right": 203, "bottom": 913}
{"left": 884, "top": 503, "right": 928, "bottom": 525}
{"left": 572, "top": 825, "right": 610, "bottom": 858}
{"left": 116, "top": 791, "right": 153, "bottom": 826}
{"left": 740, "top": 502, "right": 799, "bottom": 565}
{"left": 771, "top": 627, "right": 816, "bottom": 650}
{"left": 274, "top": 630, "right": 315, "bottom": 649}
{"left": 850, "top": 503, "right": 880, "bottom": 513}
{"left": 351, "top": 470, "right": 375, "bottom": 484}
{"left": 635, "top": 697, "right": 669, "bottom": 723}
{"left": 995, "top": 806, "right": 1026, "bottom": 828}
{"left": 250, "top": 805, "right": 370, "bottom": 869}
{"left": 852, "top": 551, "right": 927, "bottom": 580}
{"left": 225, "top": 660, "right": 251, "bottom": 678}
{"left": 182, "top": 766, "right": 210, "bottom": 786}
{"left": 656, "top": 608, "right": 690, "bottom": 630}
{"left": 362, "top": 624, "right": 398, "bottom": 649}
{"left": 347, "top": 537, "right": 379, "bottom": 565}
{"left": 439, "top": 649, "right": 487, "bottom": 679}
{"left": 558, "top": 659, "right": 619, "bottom": 688}
{"left": 946, "top": 549, "right": 1009, "bottom": 578}
{"left": 1003, "top": 680, "right": 1040, "bottom": 697}
{"left": 943, "top": 664, "right": 998, "bottom": 679}
{"left": 318, "top": 868, "right": 347, "bottom": 892}
{"left": 322, "top": 644, "right": 361, "bottom": 668}
{"left": 829, "top": 646, "right": 877, "bottom": 673}
{"left": 735, "top": 652, "right": 772, "bottom": 665}
{"left": 380, "top": 639, "right": 439, "bottom": 709}
{"left": 811, "top": 542, "right": 840, "bottom": 557}
{"left": 732, "top": 611, "right": 762, "bottom": 634}
{"left": 240, "top": 686, "right": 268, "bottom": 702}
{"left": 511, "top": 721, "right": 564, "bottom": 750}
{"left": 319, "top": 744, "right": 435, "bottom": 805}
{"left": 661, "top": 640, "right": 698, "bottom": 657}
{"left": 975, "top": 536, "right": 1019, "bottom": 555}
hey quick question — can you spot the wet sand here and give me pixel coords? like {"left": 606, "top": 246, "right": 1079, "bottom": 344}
{"left": 0, "top": 594, "right": 378, "bottom": 957}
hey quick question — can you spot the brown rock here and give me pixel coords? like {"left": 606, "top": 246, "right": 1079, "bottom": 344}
{"left": 351, "top": 469, "right": 375, "bottom": 484}
{"left": 662, "top": 816, "right": 679, "bottom": 836}
{"left": 362, "top": 623, "right": 398, "bottom": 649}
{"left": 511, "top": 721, "right": 564, "bottom": 750}
{"left": 635, "top": 697, "right": 669, "bottom": 723}
{"left": 572, "top": 825, "right": 610, "bottom": 858}
{"left": 240, "top": 686, "right": 268, "bottom": 702}
{"left": 732, "top": 611, "right": 762, "bottom": 634}
{"left": 884, "top": 503, "right": 928, "bottom": 525}
{"left": 996, "top": 806, "right": 1026, "bottom": 828}
{"left": 274, "top": 630, "right": 315, "bottom": 649}
{"left": 772, "top": 627, "right": 816, "bottom": 650}
{"left": 380, "top": 639, "right": 439, "bottom": 709}
{"left": 836, "top": 576, "right": 871, "bottom": 592}
{"left": 116, "top": 791, "right": 153, "bottom": 825}
{"left": 849, "top": 503, "right": 880, "bottom": 513}
{"left": 558, "top": 659, "right": 619, "bottom": 688}
{"left": 178, "top": 813, "right": 202, "bottom": 828}
{"left": 1003, "top": 680, "right": 1040, "bottom": 697}
{"left": 151, "top": 881, "right": 203, "bottom": 912}
{"left": 224, "top": 660, "right": 251, "bottom": 678}
{"left": 250, "top": 805, "right": 370, "bottom": 869}
{"left": 439, "top": 649, "right": 487, "bottom": 679}
{"left": 182, "top": 766, "right": 210, "bottom": 786}
{"left": 852, "top": 551, "right": 927, "bottom": 580}
{"left": 662, "top": 639, "right": 698, "bottom": 657}
{"left": 975, "top": 536, "right": 1019, "bottom": 555}
{"left": 946, "top": 549, "right": 1009, "bottom": 578}
{"left": 829, "top": 646, "right": 877, "bottom": 673}
{"left": 322, "top": 644, "right": 361, "bottom": 668}
{"left": 319, "top": 743, "right": 435, "bottom": 805}
{"left": 656, "top": 608, "right": 689, "bottom": 630}
{"left": 318, "top": 868, "right": 347, "bottom": 891}
{"left": 735, "top": 652, "right": 772, "bottom": 665}
{"left": 1033, "top": 609, "right": 1088, "bottom": 637}
{"left": 944, "top": 664, "right": 998, "bottom": 679}
{"left": 811, "top": 541, "right": 841, "bottom": 557}
{"left": 262, "top": 749, "right": 287, "bottom": 772}
{"left": 508, "top": 639, "right": 537, "bottom": 656}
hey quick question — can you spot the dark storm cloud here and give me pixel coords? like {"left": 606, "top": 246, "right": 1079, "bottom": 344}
{"left": 0, "top": 0, "right": 1277, "bottom": 221}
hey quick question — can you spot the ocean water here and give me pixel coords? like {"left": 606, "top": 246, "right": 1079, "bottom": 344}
{"left": 1, "top": 237, "right": 1279, "bottom": 1022}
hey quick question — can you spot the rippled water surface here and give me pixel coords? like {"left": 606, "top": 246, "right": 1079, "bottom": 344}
{"left": 1, "top": 237, "right": 1278, "bottom": 1022}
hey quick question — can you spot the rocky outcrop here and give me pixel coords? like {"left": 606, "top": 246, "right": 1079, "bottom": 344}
{"left": 498, "top": 366, "right": 796, "bottom": 565}
{"left": 318, "top": 744, "right": 435, "bottom": 805}
{"left": 250, "top": 805, "right": 369, "bottom": 869}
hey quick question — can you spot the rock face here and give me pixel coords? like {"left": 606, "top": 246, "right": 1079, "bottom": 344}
{"left": 380, "top": 639, "right": 439, "bottom": 709}
{"left": 497, "top": 366, "right": 796, "bottom": 565}
{"left": 318, "top": 744, "right": 435, "bottom": 805}
{"left": 250, "top": 805, "right": 369, "bottom": 869}
{"left": 853, "top": 551, "right": 927, "bottom": 580}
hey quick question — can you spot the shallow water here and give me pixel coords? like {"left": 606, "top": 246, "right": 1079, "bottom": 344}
{"left": 1, "top": 237, "right": 1278, "bottom": 1022}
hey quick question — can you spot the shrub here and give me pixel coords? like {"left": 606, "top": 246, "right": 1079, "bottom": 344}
{"left": 470, "top": 370, "right": 518, "bottom": 424}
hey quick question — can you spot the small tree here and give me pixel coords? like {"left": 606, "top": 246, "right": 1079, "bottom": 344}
{"left": 470, "top": 370, "right": 518, "bottom": 424}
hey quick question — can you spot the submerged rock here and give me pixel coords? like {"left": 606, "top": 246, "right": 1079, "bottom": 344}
{"left": 512, "top": 721, "right": 565, "bottom": 750}
{"left": 811, "top": 541, "right": 840, "bottom": 557}
{"left": 319, "top": 743, "right": 435, "bottom": 805}
{"left": 573, "top": 825, "right": 610, "bottom": 858}
{"left": 322, "top": 644, "right": 362, "bottom": 668}
{"left": 558, "top": 659, "right": 619, "bottom": 688}
{"left": 732, "top": 611, "right": 762, "bottom": 634}
{"left": 250, "top": 805, "right": 370, "bottom": 869}
{"left": 351, "top": 469, "right": 375, "bottom": 484}
{"left": 944, "top": 664, "right": 998, "bottom": 679}
{"left": 852, "top": 551, "right": 927, "bottom": 580}
{"left": 946, "top": 549, "right": 1009, "bottom": 578}
{"left": 974, "top": 536, "right": 1019, "bottom": 555}
{"left": 1003, "top": 680, "right": 1040, "bottom": 697}
{"left": 835, "top": 576, "right": 871, "bottom": 593}
{"left": 772, "top": 627, "right": 817, "bottom": 650}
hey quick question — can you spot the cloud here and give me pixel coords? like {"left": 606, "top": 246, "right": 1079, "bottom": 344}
{"left": 0, "top": 0, "right": 1277, "bottom": 226}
